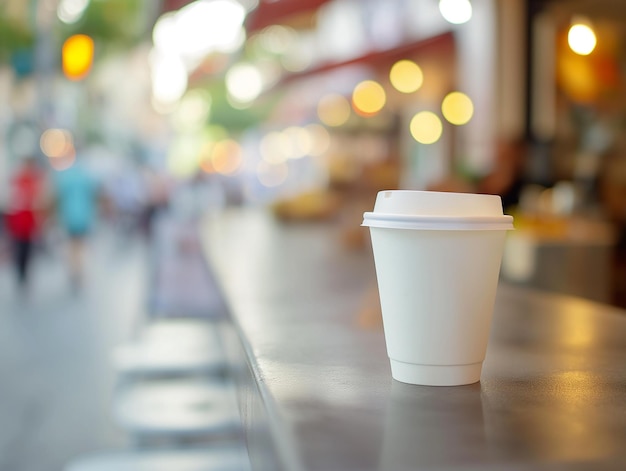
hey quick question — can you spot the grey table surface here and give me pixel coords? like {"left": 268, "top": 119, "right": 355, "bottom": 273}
{"left": 200, "top": 208, "right": 626, "bottom": 471}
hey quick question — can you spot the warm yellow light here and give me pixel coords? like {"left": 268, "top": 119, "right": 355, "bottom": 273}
{"left": 62, "top": 34, "right": 94, "bottom": 80}
{"left": 568, "top": 23, "right": 596, "bottom": 55}
{"left": 352, "top": 80, "right": 386, "bottom": 116}
{"left": 212, "top": 139, "right": 242, "bottom": 175}
{"left": 410, "top": 111, "right": 443, "bottom": 144}
{"left": 317, "top": 94, "right": 351, "bottom": 127}
{"left": 441, "top": 92, "right": 474, "bottom": 125}
{"left": 389, "top": 60, "right": 423, "bottom": 93}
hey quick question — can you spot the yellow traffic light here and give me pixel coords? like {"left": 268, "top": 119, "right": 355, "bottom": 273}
{"left": 62, "top": 34, "right": 94, "bottom": 80}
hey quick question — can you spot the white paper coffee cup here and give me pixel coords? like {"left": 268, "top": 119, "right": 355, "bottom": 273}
{"left": 362, "top": 190, "right": 514, "bottom": 386}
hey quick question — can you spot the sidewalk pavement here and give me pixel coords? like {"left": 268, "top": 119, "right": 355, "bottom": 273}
{"left": 0, "top": 209, "right": 233, "bottom": 471}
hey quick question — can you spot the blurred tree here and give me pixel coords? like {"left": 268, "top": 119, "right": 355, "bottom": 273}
{"left": 0, "top": 16, "right": 33, "bottom": 50}
{"left": 1, "top": 0, "right": 150, "bottom": 67}
{"left": 202, "top": 81, "right": 283, "bottom": 132}
{"left": 58, "top": 0, "right": 148, "bottom": 50}
{"left": 0, "top": 15, "right": 35, "bottom": 72}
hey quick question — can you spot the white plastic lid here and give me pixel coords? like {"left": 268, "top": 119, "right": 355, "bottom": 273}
{"left": 362, "top": 190, "right": 514, "bottom": 231}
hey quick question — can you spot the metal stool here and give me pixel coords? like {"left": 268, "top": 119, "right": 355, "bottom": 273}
{"left": 112, "top": 377, "right": 242, "bottom": 445}
{"left": 112, "top": 319, "right": 227, "bottom": 378}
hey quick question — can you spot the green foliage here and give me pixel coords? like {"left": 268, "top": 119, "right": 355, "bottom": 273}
{"left": 202, "top": 81, "right": 285, "bottom": 132}
{"left": 0, "top": 16, "right": 34, "bottom": 61}
{"left": 0, "top": 0, "right": 149, "bottom": 62}
{"left": 58, "top": 0, "right": 147, "bottom": 49}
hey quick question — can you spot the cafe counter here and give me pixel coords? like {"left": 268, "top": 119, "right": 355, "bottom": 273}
{"left": 199, "top": 208, "right": 626, "bottom": 471}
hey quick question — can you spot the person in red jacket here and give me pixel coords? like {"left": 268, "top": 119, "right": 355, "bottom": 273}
{"left": 4, "top": 157, "right": 48, "bottom": 288}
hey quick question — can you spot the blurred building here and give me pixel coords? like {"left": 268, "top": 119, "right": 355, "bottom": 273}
{"left": 2, "top": 0, "right": 626, "bottom": 302}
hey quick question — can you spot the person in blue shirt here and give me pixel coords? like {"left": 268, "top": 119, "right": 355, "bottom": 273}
{"left": 54, "top": 159, "right": 99, "bottom": 288}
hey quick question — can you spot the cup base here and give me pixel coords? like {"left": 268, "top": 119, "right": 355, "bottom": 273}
{"left": 390, "top": 359, "right": 482, "bottom": 386}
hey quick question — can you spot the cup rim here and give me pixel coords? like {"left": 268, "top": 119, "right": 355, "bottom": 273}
{"left": 362, "top": 212, "right": 514, "bottom": 231}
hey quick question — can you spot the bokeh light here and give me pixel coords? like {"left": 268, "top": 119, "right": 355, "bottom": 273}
{"left": 150, "top": 53, "right": 188, "bottom": 110}
{"left": 62, "top": 34, "right": 94, "bottom": 80}
{"left": 41, "top": 127, "right": 76, "bottom": 171}
{"left": 57, "top": 0, "right": 89, "bottom": 24}
{"left": 389, "top": 60, "right": 423, "bottom": 93}
{"left": 410, "top": 111, "right": 443, "bottom": 144}
{"left": 150, "top": 0, "right": 246, "bottom": 110}
{"left": 225, "top": 63, "right": 263, "bottom": 104}
{"left": 317, "top": 94, "right": 351, "bottom": 127}
{"left": 211, "top": 139, "right": 243, "bottom": 175}
{"left": 171, "top": 90, "right": 212, "bottom": 131}
{"left": 152, "top": 13, "right": 178, "bottom": 56}
{"left": 40, "top": 128, "right": 73, "bottom": 158}
{"left": 305, "top": 124, "right": 330, "bottom": 156}
{"left": 284, "top": 126, "right": 312, "bottom": 159}
{"left": 176, "top": 0, "right": 245, "bottom": 59}
{"left": 568, "top": 23, "right": 597, "bottom": 56}
{"left": 153, "top": 0, "right": 245, "bottom": 66}
{"left": 260, "top": 131, "right": 290, "bottom": 164}
{"left": 257, "top": 160, "right": 289, "bottom": 187}
{"left": 352, "top": 80, "right": 386, "bottom": 116}
{"left": 258, "top": 25, "right": 296, "bottom": 54}
{"left": 441, "top": 91, "right": 474, "bottom": 125}
{"left": 439, "top": 0, "right": 472, "bottom": 25}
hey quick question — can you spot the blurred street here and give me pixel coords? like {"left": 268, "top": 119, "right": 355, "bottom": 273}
{"left": 0, "top": 226, "right": 148, "bottom": 471}
{"left": 0, "top": 211, "right": 231, "bottom": 471}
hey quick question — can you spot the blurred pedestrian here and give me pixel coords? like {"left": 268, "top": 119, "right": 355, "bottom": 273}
{"left": 4, "top": 156, "right": 49, "bottom": 288}
{"left": 53, "top": 158, "right": 99, "bottom": 289}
